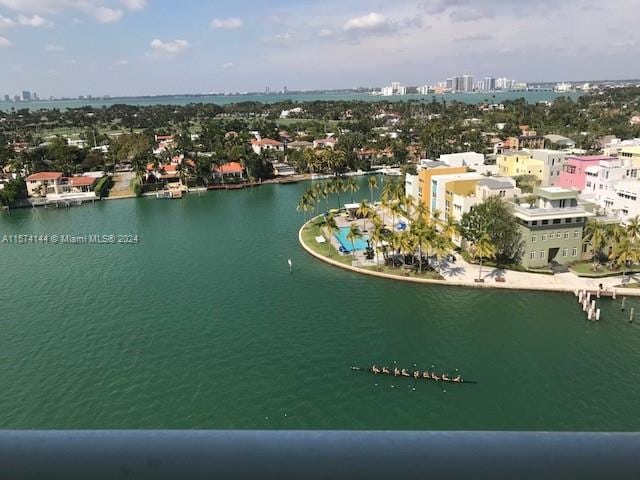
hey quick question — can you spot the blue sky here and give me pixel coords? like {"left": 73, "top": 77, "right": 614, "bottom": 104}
{"left": 0, "top": 0, "right": 639, "bottom": 98}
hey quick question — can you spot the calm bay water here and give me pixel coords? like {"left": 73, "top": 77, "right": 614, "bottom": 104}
{"left": 1, "top": 177, "right": 639, "bottom": 430}
{"left": 0, "top": 91, "right": 581, "bottom": 111}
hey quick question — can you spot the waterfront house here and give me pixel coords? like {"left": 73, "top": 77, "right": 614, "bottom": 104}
{"left": 213, "top": 162, "right": 244, "bottom": 180}
{"left": 26, "top": 172, "right": 64, "bottom": 197}
{"left": 512, "top": 187, "right": 593, "bottom": 269}
{"left": 251, "top": 138, "right": 285, "bottom": 155}
{"left": 272, "top": 162, "right": 296, "bottom": 176}
{"left": 556, "top": 155, "right": 616, "bottom": 192}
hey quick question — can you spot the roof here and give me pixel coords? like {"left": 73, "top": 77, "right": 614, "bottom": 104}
{"left": 567, "top": 155, "right": 615, "bottom": 162}
{"left": 26, "top": 172, "right": 63, "bottom": 181}
{"left": 214, "top": 161, "right": 244, "bottom": 174}
{"left": 477, "top": 178, "right": 515, "bottom": 190}
{"left": 315, "top": 137, "right": 337, "bottom": 144}
{"left": 251, "top": 138, "right": 283, "bottom": 146}
{"left": 69, "top": 176, "right": 97, "bottom": 187}
{"left": 544, "top": 134, "right": 575, "bottom": 144}
{"left": 288, "top": 141, "right": 313, "bottom": 147}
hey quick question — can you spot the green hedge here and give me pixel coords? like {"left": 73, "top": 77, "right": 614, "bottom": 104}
{"left": 94, "top": 176, "right": 114, "bottom": 198}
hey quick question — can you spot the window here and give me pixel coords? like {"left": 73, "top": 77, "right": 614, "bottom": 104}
{"left": 532, "top": 235, "right": 537, "bottom": 243}
{"left": 574, "top": 231, "right": 580, "bottom": 239}
{"left": 553, "top": 219, "right": 561, "bottom": 224}
{"left": 542, "top": 220, "right": 549, "bottom": 225}
{"left": 530, "top": 251, "right": 536, "bottom": 260}
{"left": 542, "top": 234, "right": 547, "bottom": 241}
{"left": 563, "top": 248, "right": 568, "bottom": 257}
{"left": 540, "top": 250, "right": 545, "bottom": 259}
{"left": 549, "top": 233, "right": 555, "bottom": 239}
{"left": 565, "top": 218, "right": 572, "bottom": 223}
{"left": 572, "top": 247, "right": 578, "bottom": 257}
{"left": 557, "top": 231, "right": 561, "bottom": 238}
{"left": 532, "top": 221, "right": 538, "bottom": 226}
{"left": 564, "top": 232, "right": 569, "bottom": 239}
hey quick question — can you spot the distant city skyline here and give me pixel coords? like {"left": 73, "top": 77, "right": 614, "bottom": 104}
{"left": 0, "top": 0, "right": 639, "bottom": 97}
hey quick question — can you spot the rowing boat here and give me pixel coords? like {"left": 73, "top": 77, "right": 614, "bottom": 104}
{"left": 351, "top": 366, "right": 477, "bottom": 384}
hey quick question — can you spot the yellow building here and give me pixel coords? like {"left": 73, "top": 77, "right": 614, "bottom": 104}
{"left": 417, "top": 164, "right": 468, "bottom": 211}
{"left": 497, "top": 151, "right": 544, "bottom": 181}
{"left": 620, "top": 146, "right": 640, "bottom": 166}
{"left": 444, "top": 179, "right": 479, "bottom": 221}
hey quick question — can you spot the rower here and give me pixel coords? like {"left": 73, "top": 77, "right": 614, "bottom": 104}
{"left": 382, "top": 367, "right": 390, "bottom": 374}
{"left": 442, "top": 373, "right": 450, "bottom": 381}
{"left": 452, "top": 375, "right": 461, "bottom": 383}
{"left": 431, "top": 373, "right": 440, "bottom": 381}
{"left": 401, "top": 369, "right": 410, "bottom": 377}
{"left": 394, "top": 367, "right": 400, "bottom": 376}
{"left": 372, "top": 365, "right": 381, "bottom": 374}
{"left": 413, "top": 370, "right": 420, "bottom": 379}
{"left": 422, "top": 371, "right": 430, "bottom": 379}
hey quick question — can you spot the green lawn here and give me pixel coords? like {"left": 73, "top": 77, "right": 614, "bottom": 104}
{"left": 570, "top": 261, "right": 640, "bottom": 278}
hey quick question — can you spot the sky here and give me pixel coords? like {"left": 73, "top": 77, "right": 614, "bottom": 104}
{"left": 0, "top": 0, "right": 639, "bottom": 98}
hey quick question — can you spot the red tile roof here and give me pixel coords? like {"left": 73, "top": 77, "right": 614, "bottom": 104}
{"left": 251, "top": 138, "right": 283, "bottom": 146}
{"left": 214, "top": 161, "right": 244, "bottom": 174}
{"left": 26, "top": 172, "right": 63, "bottom": 181}
{"left": 69, "top": 176, "right": 97, "bottom": 187}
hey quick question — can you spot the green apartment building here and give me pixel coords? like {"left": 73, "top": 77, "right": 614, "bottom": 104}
{"left": 512, "top": 187, "right": 593, "bottom": 269}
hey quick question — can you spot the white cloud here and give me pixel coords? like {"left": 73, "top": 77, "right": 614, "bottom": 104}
{"left": 150, "top": 38, "right": 189, "bottom": 55}
{"left": 121, "top": 0, "right": 146, "bottom": 10}
{"left": 211, "top": 17, "right": 243, "bottom": 29}
{"left": 0, "top": 14, "right": 15, "bottom": 28}
{"left": 222, "top": 62, "right": 234, "bottom": 69}
{"left": 94, "top": 7, "right": 123, "bottom": 23}
{"left": 344, "top": 12, "right": 389, "bottom": 32}
{"left": 0, "top": 35, "right": 12, "bottom": 47}
{"left": 114, "top": 59, "right": 129, "bottom": 65}
{"left": 45, "top": 43, "right": 64, "bottom": 51}
{"left": 18, "top": 14, "right": 49, "bottom": 26}
{"left": 318, "top": 29, "right": 333, "bottom": 37}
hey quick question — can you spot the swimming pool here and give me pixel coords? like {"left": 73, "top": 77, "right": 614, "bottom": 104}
{"left": 334, "top": 227, "right": 369, "bottom": 252}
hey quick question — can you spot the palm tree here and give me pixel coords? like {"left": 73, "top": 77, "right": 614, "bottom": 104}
{"left": 413, "top": 201, "right": 429, "bottom": 224}
{"left": 331, "top": 178, "right": 343, "bottom": 209}
{"left": 356, "top": 200, "right": 372, "bottom": 233}
{"left": 390, "top": 200, "right": 404, "bottom": 232}
{"left": 297, "top": 192, "right": 314, "bottom": 221}
{"left": 610, "top": 238, "right": 639, "bottom": 280}
{"left": 441, "top": 216, "right": 459, "bottom": 243}
{"left": 367, "top": 176, "right": 378, "bottom": 203}
{"left": 324, "top": 214, "right": 338, "bottom": 258}
{"left": 411, "top": 221, "right": 435, "bottom": 273}
{"left": 470, "top": 233, "right": 496, "bottom": 282}
{"left": 345, "top": 178, "right": 359, "bottom": 203}
{"left": 584, "top": 219, "right": 607, "bottom": 271}
{"left": 626, "top": 216, "right": 640, "bottom": 243}
{"left": 369, "top": 217, "right": 384, "bottom": 268}
{"left": 346, "top": 224, "right": 362, "bottom": 262}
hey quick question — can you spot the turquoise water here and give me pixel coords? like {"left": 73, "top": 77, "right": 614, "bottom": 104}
{"left": 335, "top": 227, "right": 369, "bottom": 252}
{"left": 1, "top": 176, "right": 640, "bottom": 431}
{"left": 0, "top": 91, "right": 582, "bottom": 111}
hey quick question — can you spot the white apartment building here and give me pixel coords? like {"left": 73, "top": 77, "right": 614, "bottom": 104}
{"left": 603, "top": 138, "right": 640, "bottom": 156}
{"left": 528, "top": 149, "right": 566, "bottom": 186}
{"left": 437, "top": 152, "right": 485, "bottom": 168}
{"left": 611, "top": 180, "right": 640, "bottom": 223}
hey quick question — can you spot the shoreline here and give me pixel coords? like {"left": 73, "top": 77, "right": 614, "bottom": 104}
{"left": 298, "top": 218, "right": 640, "bottom": 297}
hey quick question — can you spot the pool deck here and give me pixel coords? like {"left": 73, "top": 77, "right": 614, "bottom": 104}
{"left": 299, "top": 218, "right": 640, "bottom": 297}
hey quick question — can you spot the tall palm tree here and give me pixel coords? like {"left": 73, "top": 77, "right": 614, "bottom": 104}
{"left": 345, "top": 178, "right": 359, "bottom": 203}
{"left": 390, "top": 200, "right": 404, "bottom": 232}
{"left": 367, "top": 176, "right": 378, "bottom": 203}
{"left": 441, "top": 216, "right": 459, "bottom": 243}
{"left": 470, "top": 233, "right": 496, "bottom": 282}
{"left": 346, "top": 224, "right": 362, "bottom": 262}
{"left": 297, "top": 193, "right": 314, "bottom": 222}
{"left": 411, "top": 221, "right": 435, "bottom": 273}
{"left": 369, "top": 217, "right": 384, "bottom": 268}
{"left": 584, "top": 219, "right": 607, "bottom": 271}
{"left": 331, "top": 178, "right": 343, "bottom": 209}
{"left": 324, "top": 214, "right": 338, "bottom": 258}
{"left": 356, "top": 200, "right": 372, "bottom": 233}
{"left": 413, "top": 201, "right": 429, "bottom": 224}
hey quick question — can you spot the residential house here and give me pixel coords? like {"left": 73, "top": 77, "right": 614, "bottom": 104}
{"left": 512, "top": 187, "right": 593, "bottom": 269}
{"left": 213, "top": 161, "right": 244, "bottom": 180}
{"left": 272, "top": 163, "right": 296, "bottom": 176}
{"left": 313, "top": 137, "right": 337, "bottom": 149}
{"left": 26, "top": 172, "right": 64, "bottom": 197}
{"left": 286, "top": 140, "right": 313, "bottom": 151}
{"left": 251, "top": 138, "right": 285, "bottom": 155}
{"left": 544, "top": 134, "right": 576, "bottom": 150}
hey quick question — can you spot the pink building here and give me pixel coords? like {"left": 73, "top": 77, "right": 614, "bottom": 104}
{"left": 556, "top": 155, "right": 615, "bottom": 191}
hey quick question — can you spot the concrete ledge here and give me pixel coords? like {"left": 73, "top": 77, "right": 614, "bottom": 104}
{"left": 298, "top": 219, "right": 640, "bottom": 296}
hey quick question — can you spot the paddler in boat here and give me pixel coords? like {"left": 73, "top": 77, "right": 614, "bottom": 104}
{"left": 382, "top": 366, "right": 390, "bottom": 374}
{"left": 394, "top": 367, "right": 401, "bottom": 376}
{"left": 431, "top": 372, "right": 440, "bottom": 381}
{"left": 372, "top": 365, "right": 381, "bottom": 374}
{"left": 442, "top": 373, "right": 450, "bottom": 382}
{"left": 401, "top": 368, "right": 410, "bottom": 377}
{"left": 452, "top": 375, "right": 461, "bottom": 383}
{"left": 422, "top": 370, "right": 430, "bottom": 379}
{"left": 413, "top": 370, "right": 420, "bottom": 379}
